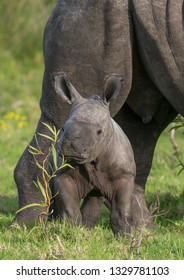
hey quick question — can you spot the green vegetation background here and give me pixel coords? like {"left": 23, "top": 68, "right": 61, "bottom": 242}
{"left": 0, "top": 0, "right": 184, "bottom": 259}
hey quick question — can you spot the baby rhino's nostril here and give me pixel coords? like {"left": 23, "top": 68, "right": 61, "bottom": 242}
{"left": 81, "top": 148, "right": 89, "bottom": 158}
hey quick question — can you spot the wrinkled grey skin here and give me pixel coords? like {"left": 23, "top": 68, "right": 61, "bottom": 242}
{"left": 50, "top": 73, "right": 136, "bottom": 237}
{"left": 14, "top": 0, "right": 184, "bottom": 226}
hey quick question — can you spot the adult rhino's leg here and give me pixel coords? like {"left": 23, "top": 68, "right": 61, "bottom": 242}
{"left": 114, "top": 101, "right": 177, "bottom": 228}
{"left": 14, "top": 64, "right": 71, "bottom": 224}
{"left": 14, "top": 114, "right": 62, "bottom": 224}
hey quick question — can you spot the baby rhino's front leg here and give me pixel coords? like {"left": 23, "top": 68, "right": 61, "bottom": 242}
{"left": 52, "top": 173, "right": 82, "bottom": 225}
{"left": 110, "top": 175, "right": 134, "bottom": 238}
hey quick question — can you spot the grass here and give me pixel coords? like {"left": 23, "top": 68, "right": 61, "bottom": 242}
{"left": 0, "top": 1, "right": 184, "bottom": 260}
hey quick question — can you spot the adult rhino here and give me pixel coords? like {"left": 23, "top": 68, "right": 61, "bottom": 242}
{"left": 14, "top": 0, "right": 184, "bottom": 227}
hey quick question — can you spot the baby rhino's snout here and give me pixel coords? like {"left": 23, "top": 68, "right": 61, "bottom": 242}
{"left": 60, "top": 120, "right": 91, "bottom": 161}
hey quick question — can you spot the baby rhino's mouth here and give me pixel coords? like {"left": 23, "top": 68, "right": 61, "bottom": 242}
{"left": 63, "top": 155, "right": 90, "bottom": 164}
{"left": 58, "top": 148, "right": 90, "bottom": 164}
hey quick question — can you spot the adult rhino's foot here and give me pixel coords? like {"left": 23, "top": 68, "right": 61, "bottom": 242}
{"left": 131, "top": 184, "right": 153, "bottom": 228}
{"left": 13, "top": 206, "right": 47, "bottom": 225}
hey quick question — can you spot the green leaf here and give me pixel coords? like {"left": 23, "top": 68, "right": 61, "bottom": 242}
{"left": 38, "top": 133, "right": 55, "bottom": 142}
{"left": 56, "top": 129, "right": 61, "bottom": 139}
{"left": 34, "top": 178, "right": 47, "bottom": 204}
{"left": 28, "top": 151, "right": 41, "bottom": 155}
{"left": 41, "top": 122, "right": 60, "bottom": 143}
{"left": 47, "top": 161, "right": 54, "bottom": 173}
{"left": 42, "top": 122, "right": 55, "bottom": 135}
{"left": 28, "top": 145, "right": 44, "bottom": 155}
{"left": 48, "top": 174, "right": 57, "bottom": 181}
{"left": 29, "top": 145, "right": 40, "bottom": 152}
{"left": 51, "top": 144, "right": 58, "bottom": 171}
{"left": 61, "top": 154, "right": 66, "bottom": 164}
{"left": 15, "top": 203, "right": 45, "bottom": 214}
{"left": 58, "top": 162, "right": 74, "bottom": 170}
{"left": 35, "top": 161, "right": 50, "bottom": 178}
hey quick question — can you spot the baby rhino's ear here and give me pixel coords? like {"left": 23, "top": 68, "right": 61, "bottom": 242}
{"left": 102, "top": 74, "right": 124, "bottom": 103}
{"left": 52, "top": 72, "right": 83, "bottom": 105}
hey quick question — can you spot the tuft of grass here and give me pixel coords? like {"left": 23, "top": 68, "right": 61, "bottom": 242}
{"left": 0, "top": 217, "right": 183, "bottom": 260}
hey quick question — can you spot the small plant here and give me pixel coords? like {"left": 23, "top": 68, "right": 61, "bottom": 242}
{"left": 16, "top": 122, "right": 72, "bottom": 233}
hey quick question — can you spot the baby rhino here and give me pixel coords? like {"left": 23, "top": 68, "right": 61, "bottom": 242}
{"left": 51, "top": 72, "right": 136, "bottom": 237}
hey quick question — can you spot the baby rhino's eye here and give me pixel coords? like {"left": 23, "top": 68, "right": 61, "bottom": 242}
{"left": 97, "top": 129, "right": 102, "bottom": 135}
